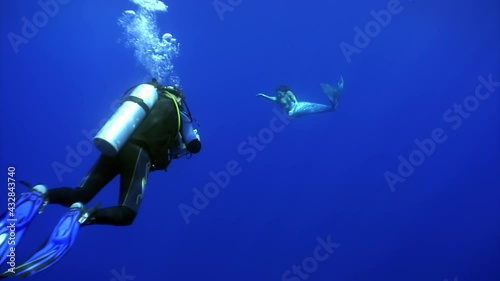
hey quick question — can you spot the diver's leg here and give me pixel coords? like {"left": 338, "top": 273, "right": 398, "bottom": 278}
{"left": 47, "top": 154, "right": 119, "bottom": 206}
{"left": 289, "top": 101, "right": 333, "bottom": 117}
{"left": 84, "top": 143, "right": 151, "bottom": 226}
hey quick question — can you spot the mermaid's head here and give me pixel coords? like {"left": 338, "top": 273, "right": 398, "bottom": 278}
{"left": 276, "top": 85, "right": 291, "bottom": 96}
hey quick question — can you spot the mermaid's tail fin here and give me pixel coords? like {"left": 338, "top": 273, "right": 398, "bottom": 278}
{"left": 320, "top": 75, "right": 344, "bottom": 110}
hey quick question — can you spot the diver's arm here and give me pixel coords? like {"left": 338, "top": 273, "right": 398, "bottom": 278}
{"left": 180, "top": 112, "right": 201, "bottom": 154}
{"left": 287, "top": 91, "right": 299, "bottom": 104}
{"left": 257, "top": 93, "right": 277, "bottom": 102}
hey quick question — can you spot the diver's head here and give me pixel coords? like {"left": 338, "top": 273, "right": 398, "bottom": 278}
{"left": 165, "top": 85, "right": 197, "bottom": 123}
{"left": 164, "top": 85, "right": 185, "bottom": 104}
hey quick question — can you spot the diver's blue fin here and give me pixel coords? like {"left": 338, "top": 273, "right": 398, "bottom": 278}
{"left": 0, "top": 185, "right": 47, "bottom": 265}
{"left": 0, "top": 203, "right": 85, "bottom": 278}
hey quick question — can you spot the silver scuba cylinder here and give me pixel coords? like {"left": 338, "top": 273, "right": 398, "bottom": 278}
{"left": 93, "top": 84, "right": 158, "bottom": 156}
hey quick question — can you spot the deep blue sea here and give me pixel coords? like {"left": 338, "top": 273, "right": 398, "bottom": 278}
{"left": 1, "top": 0, "right": 499, "bottom": 281}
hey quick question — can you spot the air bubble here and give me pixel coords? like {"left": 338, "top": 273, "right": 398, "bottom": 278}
{"left": 123, "top": 10, "right": 136, "bottom": 16}
{"left": 162, "top": 33, "right": 173, "bottom": 42}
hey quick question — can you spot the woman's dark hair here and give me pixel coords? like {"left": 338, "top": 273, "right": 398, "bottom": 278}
{"left": 276, "top": 85, "right": 291, "bottom": 93}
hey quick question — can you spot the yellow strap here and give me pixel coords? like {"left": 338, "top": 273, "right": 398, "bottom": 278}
{"left": 165, "top": 92, "right": 181, "bottom": 133}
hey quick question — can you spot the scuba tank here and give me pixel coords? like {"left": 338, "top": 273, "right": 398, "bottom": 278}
{"left": 93, "top": 84, "right": 158, "bottom": 156}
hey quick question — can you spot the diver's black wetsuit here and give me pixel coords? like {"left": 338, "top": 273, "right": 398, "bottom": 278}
{"left": 47, "top": 143, "right": 150, "bottom": 226}
{"left": 47, "top": 88, "right": 201, "bottom": 226}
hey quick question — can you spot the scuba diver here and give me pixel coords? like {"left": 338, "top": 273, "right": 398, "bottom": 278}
{"left": 0, "top": 78, "right": 201, "bottom": 278}
{"left": 257, "top": 76, "right": 345, "bottom": 118}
